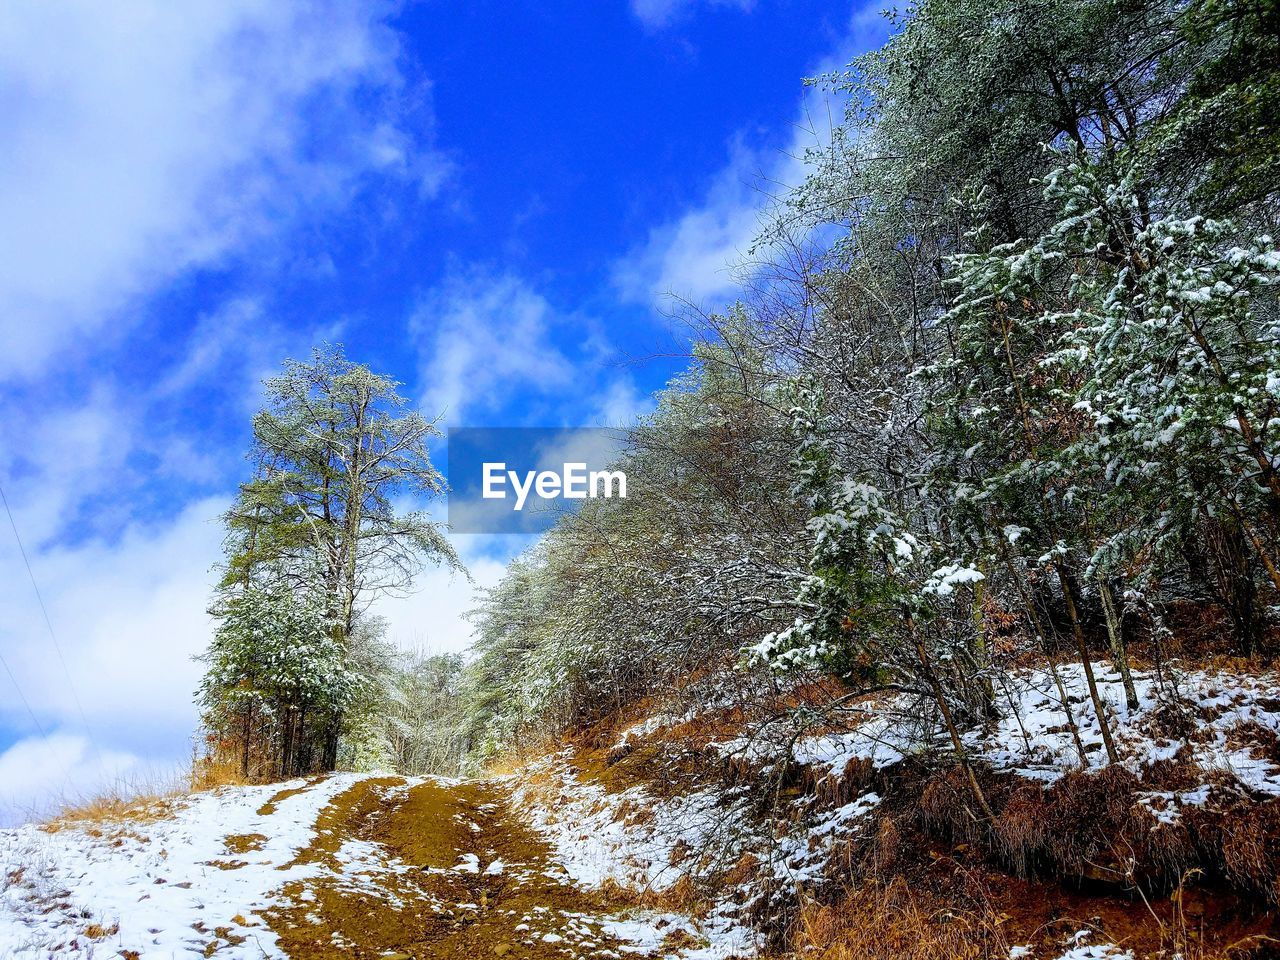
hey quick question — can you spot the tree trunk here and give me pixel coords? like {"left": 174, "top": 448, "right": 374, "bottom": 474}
{"left": 1058, "top": 564, "right": 1120, "bottom": 765}
{"left": 322, "top": 715, "right": 341, "bottom": 771}
{"left": 241, "top": 702, "right": 253, "bottom": 779}
{"left": 907, "top": 614, "right": 995, "bottom": 821}
{"left": 1002, "top": 557, "right": 1089, "bottom": 764}
{"left": 1048, "top": 657, "right": 1090, "bottom": 766}
{"left": 295, "top": 706, "right": 309, "bottom": 775}
{"left": 1098, "top": 578, "right": 1139, "bottom": 711}
{"left": 280, "top": 707, "right": 295, "bottom": 780}
{"left": 970, "top": 562, "right": 997, "bottom": 721}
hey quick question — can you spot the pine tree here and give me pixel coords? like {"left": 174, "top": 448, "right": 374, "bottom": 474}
{"left": 199, "top": 345, "right": 462, "bottom": 776}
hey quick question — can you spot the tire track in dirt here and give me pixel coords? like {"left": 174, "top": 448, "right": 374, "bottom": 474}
{"left": 262, "top": 776, "right": 679, "bottom": 959}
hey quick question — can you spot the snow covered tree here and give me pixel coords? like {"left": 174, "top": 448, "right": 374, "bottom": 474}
{"left": 1042, "top": 156, "right": 1280, "bottom": 650}
{"left": 198, "top": 579, "right": 351, "bottom": 778}
{"left": 454, "top": 0, "right": 1280, "bottom": 797}
{"left": 751, "top": 381, "right": 996, "bottom": 816}
{"left": 384, "top": 650, "right": 469, "bottom": 775}
{"left": 200, "top": 345, "right": 461, "bottom": 776}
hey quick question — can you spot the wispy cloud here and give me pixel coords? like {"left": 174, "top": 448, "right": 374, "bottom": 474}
{"left": 0, "top": 732, "right": 146, "bottom": 826}
{"left": 371, "top": 548, "right": 510, "bottom": 655}
{"left": 613, "top": 137, "right": 796, "bottom": 309}
{"left": 629, "top": 0, "right": 754, "bottom": 31}
{"left": 0, "top": 494, "right": 228, "bottom": 827}
{"left": 0, "top": 0, "right": 448, "bottom": 814}
{"left": 614, "top": 2, "right": 891, "bottom": 311}
{"left": 0, "top": 0, "right": 449, "bottom": 379}
{"left": 593, "top": 374, "right": 655, "bottom": 427}
{"left": 413, "top": 268, "right": 579, "bottom": 424}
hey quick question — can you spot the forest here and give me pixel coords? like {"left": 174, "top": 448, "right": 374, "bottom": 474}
{"left": 185, "top": 0, "right": 1280, "bottom": 953}
{"left": 462, "top": 0, "right": 1280, "bottom": 774}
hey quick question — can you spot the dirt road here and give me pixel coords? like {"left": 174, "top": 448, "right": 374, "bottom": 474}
{"left": 260, "top": 776, "right": 684, "bottom": 959}
{"left": 1, "top": 769, "right": 749, "bottom": 957}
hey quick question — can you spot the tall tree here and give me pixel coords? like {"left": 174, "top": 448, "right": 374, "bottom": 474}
{"left": 201, "top": 345, "right": 461, "bottom": 775}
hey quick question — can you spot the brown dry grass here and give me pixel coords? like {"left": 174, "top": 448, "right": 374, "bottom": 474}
{"left": 45, "top": 785, "right": 185, "bottom": 832}
{"left": 223, "top": 832, "right": 267, "bottom": 854}
{"left": 482, "top": 659, "right": 1280, "bottom": 958}
{"left": 789, "top": 876, "right": 1009, "bottom": 960}
{"left": 781, "top": 847, "right": 1280, "bottom": 960}
{"left": 189, "top": 755, "right": 251, "bottom": 792}
{"left": 45, "top": 754, "right": 251, "bottom": 831}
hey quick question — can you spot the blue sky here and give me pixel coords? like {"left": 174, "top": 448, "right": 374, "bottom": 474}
{"left": 0, "top": 0, "right": 889, "bottom": 821}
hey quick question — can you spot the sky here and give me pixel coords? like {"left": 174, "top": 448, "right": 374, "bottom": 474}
{"left": 0, "top": 0, "right": 890, "bottom": 822}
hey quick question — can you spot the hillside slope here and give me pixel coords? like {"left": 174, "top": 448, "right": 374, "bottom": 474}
{"left": 5, "top": 660, "right": 1280, "bottom": 959}
{"left": 0, "top": 772, "right": 752, "bottom": 959}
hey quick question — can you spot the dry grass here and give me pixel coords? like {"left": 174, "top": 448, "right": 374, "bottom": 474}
{"left": 972, "top": 762, "right": 1280, "bottom": 904}
{"left": 37, "top": 751, "right": 271, "bottom": 834}
{"left": 789, "top": 876, "right": 1009, "bottom": 960}
{"left": 485, "top": 661, "right": 1280, "bottom": 957}
{"left": 190, "top": 755, "right": 251, "bottom": 792}
{"left": 782, "top": 854, "right": 1280, "bottom": 960}
{"left": 41, "top": 752, "right": 258, "bottom": 832}
{"left": 45, "top": 779, "right": 187, "bottom": 831}
{"left": 1184, "top": 799, "right": 1280, "bottom": 903}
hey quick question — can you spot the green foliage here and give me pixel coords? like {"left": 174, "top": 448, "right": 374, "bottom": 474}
{"left": 1147, "top": 0, "right": 1280, "bottom": 213}
{"left": 462, "top": 0, "right": 1280, "bottom": 768}
{"left": 463, "top": 331, "right": 806, "bottom": 758}
{"left": 198, "top": 580, "right": 351, "bottom": 778}
{"left": 385, "top": 650, "right": 470, "bottom": 776}
{"left": 198, "top": 345, "right": 461, "bottom": 778}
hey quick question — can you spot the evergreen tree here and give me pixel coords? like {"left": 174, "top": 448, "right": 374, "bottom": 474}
{"left": 199, "top": 345, "right": 461, "bottom": 776}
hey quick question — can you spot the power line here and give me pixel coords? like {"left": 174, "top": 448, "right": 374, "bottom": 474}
{"left": 0, "top": 480, "right": 107, "bottom": 776}
{"left": 0, "top": 644, "right": 47, "bottom": 740}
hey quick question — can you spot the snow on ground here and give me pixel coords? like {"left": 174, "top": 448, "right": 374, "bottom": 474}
{"left": 1, "top": 766, "right": 765, "bottom": 959}
{"left": 509, "top": 752, "right": 761, "bottom": 959}
{"left": 510, "top": 751, "right": 750, "bottom": 893}
{"left": 973, "top": 663, "right": 1280, "bottom": 795}
{"left": 9, "top": 663, "right": 1268, "bottom": 958}
{"left": 1010, "top": 937, "right": 1136, "bottom": 960}
{"left": 1054, "top": 946, "right": 1136, "bottom": 960}
{"left": 0, "top": 773, "right": 370, "bottom": 958}
{"left": 600, "top": 912, "right": 756, "bottom": 960}
{"left": 1043, "top": 929, "right": 1137, "bottom": 960}
{"left": 770, "top": 791, "right": 880, "bottom": 887}
{"left": 718, "top": 662, "right": 1280, "bottom": 823}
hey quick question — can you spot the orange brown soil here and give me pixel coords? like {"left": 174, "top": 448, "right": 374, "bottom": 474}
{"left": 540, "top": 701, "right": 1280, "bottom": 960}
{"left": 261, "top": 777, "right": 691, "bottom": 960}
{"left": 223, "top": 833, "right": 268, "bottom": 855}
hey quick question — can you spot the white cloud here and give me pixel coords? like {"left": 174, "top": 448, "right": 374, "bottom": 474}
{"left": 615, "top": 2, "right": 889, "bottom": 310}
{"left": 0, "top": 495, "right": 226, "bottom": 821}
{"left": 0, "top": 733, "right": 149, "bottom": 826}
{"left": 0, "top": 530, "right": 505, "bottom": 824}
{"left": 630, "top": 0, "right": 754, "bottom": 30}
{"left": 592, "top": 375, "right": 654, "bottom": 428}
{"left": 0, "top": 1, "right": 484, "bottom": 823}
{"left": 0, "top": 497, "right": 226, "bottom": 739}
{"left": 154, "top": 298, "right": 266, "bottom": 399}
{"left": 0, "top": 384, "right": 136, "bottom": 545}
{"left": 413, "top": 269, "right": 577, "bottom": 423}
{"left": 372, "top": 548, "right": 510, "bottom": 656}
{"left": 0, "top": 0, "right": 449, "bottom": 378}
{"left": 614, "top": 139, "right": 794, "bottom": 308}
